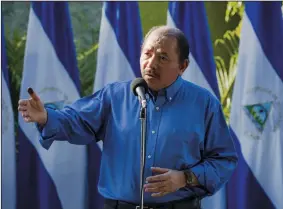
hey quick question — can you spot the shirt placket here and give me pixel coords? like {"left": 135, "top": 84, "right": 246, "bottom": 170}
{"left": 144, "top": 95, "right": 166, "bottom": 180}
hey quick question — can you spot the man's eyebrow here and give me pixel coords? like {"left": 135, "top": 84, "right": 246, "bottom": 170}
{"left": 143, "top": 46, "right": 154, "bottom": 51}
{"left": 156, "top": 50, "right": 169, "bottom": 56}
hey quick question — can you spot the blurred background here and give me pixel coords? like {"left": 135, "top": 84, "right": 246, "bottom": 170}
{"left": 2, "top": 1, "right": 243, "bottom": 122}
{"left": 1, "top": 1, "right": 283, "bottom": 209}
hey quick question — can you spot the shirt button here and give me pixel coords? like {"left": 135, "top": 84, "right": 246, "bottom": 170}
{"left": 169, "top": 97, "right": 172, "bottom": 101}
{"left": 156, "top": 107, "right": 160, "bottom": 111}
{"left": 148, "top": 155, "right": 151, "bottom": 159}
{"left": 152, "top": 130, "right": 155, "bottom": 134}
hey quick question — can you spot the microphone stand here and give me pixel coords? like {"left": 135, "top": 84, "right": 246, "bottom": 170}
{"left": 139, "top": 99, "right": 147, "bottom": 209}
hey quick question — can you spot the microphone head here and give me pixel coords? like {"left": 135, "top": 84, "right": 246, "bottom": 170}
{"left": 131, "top": 78, "right": 148, "bottom": 96}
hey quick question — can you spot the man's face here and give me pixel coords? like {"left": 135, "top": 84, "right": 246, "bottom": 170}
{"left": 140, "top": 31, "right": 188, "bottom": 91}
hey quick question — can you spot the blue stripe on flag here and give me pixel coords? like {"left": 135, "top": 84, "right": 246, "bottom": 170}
{"left": 246, "top": 2, "right": 283, "bottom": 81}
{"left": 105, "top": 2, "right": 142, "bottom": 77}
{"left": 32, "top": 2, "right": 81, "bottom": 91}
{"left": 168, "top": 1, "right": 220, "bottom": 99}
{"left": 17, "top": 129, "right": 62, "bottom": 209}
{"left": 227, "top": 129, "right": 275, "bottom": 209}
{"left": 87, "top": 145, "right": 104, "bottom": 209}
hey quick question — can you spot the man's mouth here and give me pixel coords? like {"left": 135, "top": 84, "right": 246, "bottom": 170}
{"left": 145, "top": 73, "right": 159, "bottom": 79}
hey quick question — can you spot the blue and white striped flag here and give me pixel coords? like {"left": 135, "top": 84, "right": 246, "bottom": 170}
{"left": 89, "top": 2, "right": 143, "bottom": 208}
{"left": 167, "top": 1, "right": 220, "bottom": 99}
{"left": 227, "top": 2, "right": 283, "bottom": 209}
{"left": 2, "top": 18, "right": 16, "bottom": 209}
{"left": 93, "top": 2, "right": 142, "bottom": 92}
{"left": 17, "top": 2, "right": 87, "bottom": 209}
{"left": 167, "top": 2, "right": 225, "bottom": 209}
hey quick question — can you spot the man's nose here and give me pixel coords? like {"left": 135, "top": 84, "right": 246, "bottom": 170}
{"left": 147, "top": 55, "right": 158, "bottom": 69}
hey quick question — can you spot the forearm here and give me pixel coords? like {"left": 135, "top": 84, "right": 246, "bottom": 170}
{"left": 188, "top": 96, "right": 239, "bottom": 194}
{"left": 37, "top": 107, "right": 96, "bottom": 150}
{"left": 189, "top": 153, "right": 238, "bottom": 194}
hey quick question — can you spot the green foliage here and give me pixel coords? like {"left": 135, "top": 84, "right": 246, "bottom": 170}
{"left": 214, "top": 2, "right": 244, "bottom": 122}
{"left": 225, "top": 2, "right": 244, "bottom": 24}
{"left": 69, "top": 2, "right": 102, "bottom": 97}
{"left": 5, "top": 30, "right": 26, "bottom": 128}
{"left": 4, "top": 30, "right": 26, "bottom": 146}
{"left": 77, "top": 42, "right": 99, "bottom": 97}
{"left": 139, "top": 2, "right": 168, "bottom": 36}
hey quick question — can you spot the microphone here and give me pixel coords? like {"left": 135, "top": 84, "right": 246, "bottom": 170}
{"left": 131, "top": 78, "right": 148, "bottom": 108}
{"left": 131, "top": 78, "right": 148, "bottom": 208}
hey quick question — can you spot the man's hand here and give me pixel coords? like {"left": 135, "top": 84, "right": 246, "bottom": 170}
{"left": 144, "top": 167, "right": 186, "bottom": 197}
{"left": 18, "top": 87, "right": 47, "bottom": 126}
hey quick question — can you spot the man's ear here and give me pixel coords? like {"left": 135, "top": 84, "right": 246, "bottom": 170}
{"left": 179, "top": 59, "right": 189, "bottom": 75}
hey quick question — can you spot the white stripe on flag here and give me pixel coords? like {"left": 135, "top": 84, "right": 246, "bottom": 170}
{"left": 2, "top": 76, "right": 16, "bottom": 209}
{"left": 230, "top": 10, "right": 283, "bottom": 209}
{"left": 166, "top": 11, "right": 216, "bottom": 98}
{"left": 93, "top": 4, "right": 136, "bottom": 93}
{"left": 19, "top": 8, "right": 86, "bottom": 208}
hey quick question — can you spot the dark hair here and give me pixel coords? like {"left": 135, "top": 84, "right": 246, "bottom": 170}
{"left": 142, "top": 25, "right": 190, "bottom": 63}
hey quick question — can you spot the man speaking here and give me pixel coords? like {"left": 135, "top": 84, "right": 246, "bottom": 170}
{"left": 18, "top": 26, "right": 238, "bottom": 209}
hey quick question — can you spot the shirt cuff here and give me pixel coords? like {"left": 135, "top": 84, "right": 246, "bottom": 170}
{"left": 189, "top": 164, "right": 214, "bottom": 195}
{"left": 190, "top": 164, "right": 205, "bottom": 186}
{"left": 35, "top": 108, "right": 59, "bottom": 150}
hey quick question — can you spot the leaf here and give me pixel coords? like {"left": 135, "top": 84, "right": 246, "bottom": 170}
{"left": 214, "top": 1, "right": 244, "bottom": 123}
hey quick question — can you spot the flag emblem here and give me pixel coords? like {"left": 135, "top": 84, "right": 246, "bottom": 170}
{"left": 244, "top": 102, "right": 272, "bottom": 132}
{"left": 38, "top": 87, "right": 69, "bottom": 110}
{"left": 242, "top": 86, "right": 282, "bottom": 140}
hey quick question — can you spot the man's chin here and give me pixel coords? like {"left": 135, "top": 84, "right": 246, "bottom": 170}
{"left": 146, "top": 82, "right": 161, "bottom": 91}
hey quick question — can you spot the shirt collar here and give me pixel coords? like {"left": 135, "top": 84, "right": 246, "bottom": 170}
{"left": 147, "top": 76, "right": 183, "bottom": 101}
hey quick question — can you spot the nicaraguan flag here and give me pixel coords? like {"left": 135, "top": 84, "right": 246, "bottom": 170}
{"left": 227, "top": 2, "right": 283, "bottom": 209}
{"left": 167, "top": 1, "right": 220, "bottom": 99}
{"left": 167, "top": 2, "right": 225, "bottom": 209}
{"left": 17, "top": 2, "right": 87, "bottom": 209}
{"left": 2, "top": 18, "right": 16, "bottom": 209}
{"left": 93, "top": 1, "right": 142, "bottom": 92}
{"left": 89, "top": 2, "right": 143, "bottom": 208}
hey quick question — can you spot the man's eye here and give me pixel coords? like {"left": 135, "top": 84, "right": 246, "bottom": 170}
{"left": 144, "top": 52, "right": 151, "bottom": 57}
{"left": 160, "top": 55, "right": 168, "bottom": 61}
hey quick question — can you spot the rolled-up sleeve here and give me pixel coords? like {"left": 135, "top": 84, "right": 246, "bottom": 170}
{"left": 190, "top": 97, "right": 238, "bottom": 195}
{"left": 36, "top": 85, "right": 111, "bottom": 150}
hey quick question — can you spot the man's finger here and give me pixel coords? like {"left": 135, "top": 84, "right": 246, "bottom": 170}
{"left": 145, "top": 186, "right": 166, "bottom": 193}
{"left": 151, "top": 192, "right": 170, "bottom": 197}
{"left": 22, "top": 111, "right": 29, "bottom": 118}
{"left": 27, "top": 87, "right": 40, "bottom": 101}
{"left": 151, "top": 167, "right": 170, "bottom": 174}
{"left": 144, "top": 181, "right": 164, "bottom": 189}
{"left": 23, "top": 116, "right": 32, "bottom": 122}
{"left": 146, "top": 173, "right": 169, "bottom": 183}
{"left": 18, "top": 106, "right": 27, "bottom": 112}
{"left": 18, "top": 99, "right": 28, "bottom": 106}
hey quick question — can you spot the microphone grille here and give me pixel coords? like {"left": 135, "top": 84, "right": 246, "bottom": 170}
{"left": 131, "top": 78, "right": 148, "bottom": 96}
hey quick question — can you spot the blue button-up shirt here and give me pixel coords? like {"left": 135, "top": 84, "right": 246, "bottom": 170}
{"left": 39, "top": 76, "right": 238, "bottom": 204}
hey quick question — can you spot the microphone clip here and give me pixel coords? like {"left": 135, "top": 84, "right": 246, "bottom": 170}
{"left": 140, "top": 98, "right": 147, "bottom": 108}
